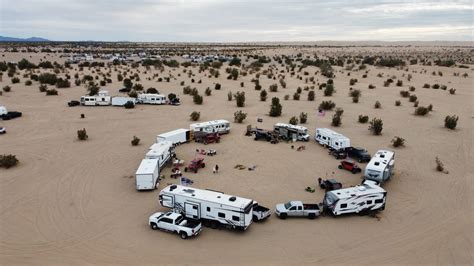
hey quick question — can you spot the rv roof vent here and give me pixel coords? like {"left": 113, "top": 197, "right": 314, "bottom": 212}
{"left": 229, "top": 196, "right": 236, "bottom": 202}
{"left": 170, "top": 185, "right": 177, "bottom": 191}
{"left": 183, "top": 189, "right": 195, "bottom": 194}
{"left": 351, "top": 194, "right": 356, "bottom": 196}
{"left": 380, "top": 154, "right": 385, "bottom": 158}
{"left": 217, "top": 196, "right": 221, "bottom": 198}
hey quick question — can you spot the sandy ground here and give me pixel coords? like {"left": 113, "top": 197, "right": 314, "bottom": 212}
{"left": 0, "top": 48, "right": 472, "bottom": 265}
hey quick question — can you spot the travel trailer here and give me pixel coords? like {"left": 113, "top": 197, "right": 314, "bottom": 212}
{"left": 111, "top": 96, "right": 137, "bottom": 106}
{"left": 190, "top": 120, "right": 230, "bottom": 134}
{"left": 156, "top": 129, "right": 192, "bottom": 145}
{"left": 137, "top": 94, "right": 166, "bottom": 105}
{"left": 314, "top": 128, "right": 350, "bottom": 150}
{"left": 159, "top": 185, "right": 254, "bottom": 230}
{"left": 145, "top": 141, "right": 174, "bottom": 168}
{"left": 273, "top": 123, "right": 310, "bottom": 141}
{"left": 80, "top": 90, "right": 111, "bottom": 106}
{"left": 135, "top": 158, "right": 160, "bottom": 190}
{"left": 323, "top": 180, "right": 387, "bottom": 216}
{"left": 364, "top": 150, "right": 395, "bottom": 183}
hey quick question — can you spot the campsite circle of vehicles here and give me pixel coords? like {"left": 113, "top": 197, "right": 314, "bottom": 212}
{"left": 132, "top": 116, "right": 395, "bottom": 239}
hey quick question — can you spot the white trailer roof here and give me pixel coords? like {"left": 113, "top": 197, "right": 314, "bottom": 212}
{"left": 366, "top": 150, "right": 395, "bottom": 172}
{"left": 275, "top": 123, "right": 308, "bottom": 132}
{"left": 328, "top": 182, "right": 386, "bottom": 200}
{"left": 157, "top": 128, "right": 189, "bottom": 138}
{"left": 136, "top": 158, "right": 158, "bottom": 175}
{"left": 162, "top": 185, "right": 253, "bottom": 209}
{"left": 316, "top": 128, "right": 349, "bottom": 139}
{"left": 190, "top": 119, "right": 230, "bottom": 128}
{"left": 148, "top": 141, "right": 173, "bottom": 154}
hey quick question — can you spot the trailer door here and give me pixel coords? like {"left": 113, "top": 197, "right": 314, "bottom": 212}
{"left": 184, "top": 202, "right": 200, "bottom": 219}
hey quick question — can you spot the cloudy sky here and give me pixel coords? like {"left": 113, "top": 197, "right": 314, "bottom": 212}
{"left": 0, "top": 0, "right": 472, "bottom": 41}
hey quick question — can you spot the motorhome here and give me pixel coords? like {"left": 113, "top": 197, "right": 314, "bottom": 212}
{"left": 364, "top": 150, "right": 395, "bottom": 183}
{"left": 274, "top": 123, "right": 310, "bottom": 141}
{"left": 135, "top": 158, "right": 159, "bottom": 190}
{"left": 145, "top": 141, "right": 174, "bottom": 168}
{"left": 156, "top": 129, "right": 192, "bottom": 145}
{"left": 111, "top": 96, "right": 136, "bottom": 106}
{"left": 80, "top": 90, "right": 111, "bottom": 106}
{"left": 314, "top": 128, "right": 350, "bottom": 150}
{"left": 323, "top": 180, "right": 387, "bottom": 216}
{"left": 137, "top": 94, "right": 166, "bottom": 105}
{"left": 190, "top": 120, "right": 230, "bottom": 134}
{"left": 159, "top": 184, "right": 254, "bottom": 230}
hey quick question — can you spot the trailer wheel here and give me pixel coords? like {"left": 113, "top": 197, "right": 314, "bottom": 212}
{"left": 179, "top": 232, "right": 188, "bottom": 239}
{"left": 338, "top": 165, "right": 343, "bottom": 169}
{"left": 150, "top": 223, "right": 158, "bottom": 230}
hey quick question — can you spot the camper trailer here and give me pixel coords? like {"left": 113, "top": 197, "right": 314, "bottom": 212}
{"left": 135, "top": 158, "right": 160, "bottom": 190}
{"left": 190, "top": 120, "right": 230, "bottom": 134}
{"left": 137, "top": 94, "right": 166, "bottom": 105}
{"left": 156, "top": 129, "right": 192, "bottom": 145}
{"left": 364, "top": 150, "right": 395, "bottom": 183}
{"left": 323, "top": 181, "right": 387, "bottom": 216}
{"left": 314, "top": 128, "right": 350, "bottom": 150}
{"left": 80, "top": 90, "right": 111, "bottom": 106}
{"left": 145, "top": 141, "right": 174, "bottom": 168}
{"left": 274, "top": 123, "right": 310, "bottom": 141}
{"left": 159, "top": 185, "right": 254, "bottom": 230}
{"left": 111, "top": 96, "right": 137, "bottom": 106}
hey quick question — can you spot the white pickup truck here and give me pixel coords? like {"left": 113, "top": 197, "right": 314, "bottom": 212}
{"left": 149, "top": 211, "right": 202, "bottom": 239}
{"left": 252, "top": 202, "right": 271, "bottom": 222}
{"left": 275, "top": 201, "right": 321, "bottom": 219}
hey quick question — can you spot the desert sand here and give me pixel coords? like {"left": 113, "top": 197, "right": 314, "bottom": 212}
{"left": 0, "top": 45, "right": 472, "bottom": 265}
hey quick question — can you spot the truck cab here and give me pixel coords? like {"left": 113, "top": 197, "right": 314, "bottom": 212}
{"left": 149, "top": 212, "right": 202, "bottom": 239}
{"left": 275, "top": 201, "right": 320, "bottom": 219}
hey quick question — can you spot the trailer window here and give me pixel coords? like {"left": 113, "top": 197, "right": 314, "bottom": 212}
{"left": 340, "top": 203, "right": 347, "bottom": 208}
{"left": 232, "top": 216, "right": 240, "bottom": 222}
{"left": 207, "top": 207, "right": 211, "bottom": 212}
{"left": 375, "top": 199, "right": 383, "bottom": 204}
{"left": 243, "top": 201, "right": 253, "bottom": 214}
{"left": 218, "top": 212, "right": 225, "bottom": 218}
{"left": 367, "top": 200, "right": 372, "bottom": 205}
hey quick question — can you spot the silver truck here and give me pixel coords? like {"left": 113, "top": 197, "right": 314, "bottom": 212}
{"left": 275, "top": 201, "right": 321, "bottom": 219}
{"left": 149, "top": 211, "right": 202, "bottom": 239}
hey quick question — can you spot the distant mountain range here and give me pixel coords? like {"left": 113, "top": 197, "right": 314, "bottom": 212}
{"left": 0, "top": 36, "right": 50, "bottom": 42}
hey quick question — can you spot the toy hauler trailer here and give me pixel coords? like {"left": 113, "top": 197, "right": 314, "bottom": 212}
{"left": 156, "top": 129, "right": 192, "bottom": 145}
{"left": 159, "top": 185, "right": 254, "bottom": 230}
{"left": 135, "top": 158, "right": 159, "bottom": 190}
{"left": 364, "top": 150, "right": 395, "bottom": 183}
{"left": 111, "top": 96, "right": 137, "bottom": 106}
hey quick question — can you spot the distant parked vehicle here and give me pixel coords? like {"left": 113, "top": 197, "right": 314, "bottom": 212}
{"left": 156, "top": 128, "right": 191, "bottom": 146}
{"left": 190, "top": 119, "right": 230, "bottom": 134}
{"left": 0, "top": 127, "right": 6, "bottom": 134}
{"left": 314, "top": 128, "right": 350, "bottom": 150}
{"left": 184, "top": 158, "right": 205, "bottom": 173}
{"left": 68, "top": 100, "right": 80, "bottom": 107}
{"left": 169, "top": 97, "right": 180, "bottom": 106}
{"left": 274, "top": 123, "right": 310, "bottom": 142}
{"left": 148, "top": 211, "right": 202, "bottom": 239}
{"left": 1, "top": 111, "right": 22, "bottom": 120}
{"left": 364, "top": 150, "right": 395, "bottom": 183}
{"left": 329, "top": 149, "right": 347, "bottom": 159}
{"left": 275, "top": 201, "right": 321, "bottom": 219}
{"left": 338, "top": 160, "right": 362, "bottom": 174}
{"left": 318, "top": 178, "right": 342, "bottom": 191}
{"left": 252, "top": 202, "right": 271, "bottom": 222}
{"left": 194, "top": 132, "right": 220, "bottom": 145}
{"left": 346, "top": 147, "right": 371, "bottom": 163}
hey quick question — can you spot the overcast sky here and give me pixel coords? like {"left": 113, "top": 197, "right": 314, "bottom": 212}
{"left": 0, "top": 0, "right": 472, "bottom": 42}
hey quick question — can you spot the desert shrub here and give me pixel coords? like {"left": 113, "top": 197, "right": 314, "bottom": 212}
{"left": 324, "top": 83, "right": 335, "bottom": 96}
{"left": 449, "top": 88, "right": 456, "bottom": 94}
{"left": 233, "top": 110, "right": 247, "bottom": 123}
{"left": 284, "top": 94, "right": 289, "bottom": 101}
{"left": 45, "top": 89, "right": 58, "bottom": 95}
{"left": 293, "top": 92, "right": 300, "bottom": 100}
{"left": 349, "top": 89, "right": 361, "bottom": 98}
{"left": 299, "top": 112, "right": 308, "bottom": 124}
{"left": 0, "top": 154, "right": 19, "bottom": 168}
{"left": 368, "top": 118, "right": 383, "bottom": 135}
{"left": 409, "top": 86, "right": 416, "bottom": 92}
{"left": 349, "top": 78, "right": 357, "bottom": 86}
{"left": 128, "top": 90, "right": 138, "bottom": 98}
{"left": 260, "top": 89, "right": 267, "bottom": 101}
{"left": 227, "top": 91, "right": 233, "bottom": 101}
{"left": 215, "top": 83, "right": 221, "bottom": 90}
{"left": 307, "top": 90, "right": 315, "bottom": 101}
{"left": 415, "top": 106, "right": 429, "bottom": 116}
{"left": 38, "top": 73, "right": 57, "bottom": 85}
{"left": 279, "top": 79, "right": 287, "bottom": 88}
{"left": 440, "top": 85, "right": 447, "bottom": 90}
{"left": 400, "top": 90, "right": 410, "bottom": 97}
{"left": 444, "top": 115, "right": 458, "bottom": 130}
{"left": 368, "top": 84, "right": 376, "bottom": 89}
{"left": 319, "top": 100, "right": 336, "bottom": 110}
{"left": 427, "top": 104, "right": 433, "bottom": 112}
{"left": 190, "top": 111, "right": 200, "bottom": 121}
{"left": 205, "top": 87, "right": 212, "bottom": 96}
{"left": 409, "top": 94, "right": 417, "bottom": 102}
{"left": 124, "top": 101, "right": 135, "bottom": 109}
{"left": 25, "top": 80, "right": 32, "bottom": 86}
{"left": 269, "top": 97, "right": 282, "bottom": 117}
{"left": 168, "top": 93, "right": 177, "bottom": 102}
{"left": 358, "top": 115, "right": 369, "bottom": 123}
{"left": 374, "top": 101, "right": 381, "bottom": 109}
{"left": 56, "top": 78, "right": 70, "bottom": 88}
{"left": 352, "top": 96, "right": 359, "bottom": 103}
{"left": 396, "top": 80, "right": 403, "bottom": 86}
{"left": 77, "top": 128, "right": 88, "bottom": 140}
{"left": 193, "top": 94, "right": 203, "bottom": 105}
{"left": 423, "top": 83, "right": 430, "bottom": 88}
{"left": 289, "top": 116, "right": 298, "bottom": 125}
{"left": 431, "top": 84, "right": 440, "bottom": 89}
{"left": 39, "top": 84, "right": 47, "bottom": 92}
{"left": 3, "top": 85, "right": 11, "bottom": 92}
{"left": 117, "top": 74, "right": 123, "bottom": 82}
{"left": 395, "top": 100, "right": 401, "bottom": 106}
{"left": 131, "top": 136, "right": 140, "bottom": 146}
{"left": 332, "top": 113, "right": 342, "bottom": 127}
{"left": 269, "top": 84, "right": 278, "bottom": 92}
{"left": 391, "top": 136, "right": 405, "bottom": 147}
{"left": 11, "top": 77, "right": 20, "bottom": 84}
{"left": 146, "top": 87, "right": 158, "bottom": 94}
{"left": 183, "top": 86, "right": 191, "bottom": 95}
{"left": 75, "top": 79, "right": 81, "bottom": 86}
{"left": 255, "top": 83, "right": 262, "bottom": 90}
{"left": 234, "top": 91, "right": 246, "bottom": 107}
{"left": 435, "top": 157, "right": 448, "bottom": 173}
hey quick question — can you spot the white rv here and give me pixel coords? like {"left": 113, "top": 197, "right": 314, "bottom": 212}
{"left": 0, "top": 106, "right": 7, "bottom": 116}
{"left": 314, "top": 128, "right": 350, "bottom": 150}
{"left": 364, "top": 150, "right": 395, "bottom": 183}
{"left": 323, "top": 181, "right": 387, "bottom": 216}
{"left": 190, "top": 120, "right": 230, "bottom": 134}
{"left": 111, "top": 96, "right": 136, "bottom": 106}
{"left": 135, "top": 158, "right": 160, "bottom": 190}
{"left": 145, "top": 141, "right": 174, "bottom": 168}
{"left": 80, "top": 90, "right": 111, "bottom": 106}
{"left": 137, "top": 94, "right": 166, "bottom": 105}
{"left": 274, "top": 123, "right": 310, "bottom": 141}
{"left": 159, "top": 185, "right": 254, "bottom": 230}
{"left": 156, "top": 129, "right": 191, "bottom": 145}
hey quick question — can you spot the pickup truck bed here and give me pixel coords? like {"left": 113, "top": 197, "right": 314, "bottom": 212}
{"left": 303, "top": 204, "right": 320, "bottom": 210}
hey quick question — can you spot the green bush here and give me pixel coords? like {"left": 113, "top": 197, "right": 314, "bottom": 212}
{"left": 332, "top": 113, "right": 342, "bottom": 127}
{"left": 293, "top": 92, "right": 300, "bottom": 100}
{"left": 25, "top": 80, "right": 32, "bottom": 86}
{"left": 227, "top": 91, "right": 233, "bottom": 101}
{"left": 308, "top": 90, "right": 315, "bottom": 101}
{"left": 395, "top": 100, "right": 401, "bottom": 106}
{"left": 449, "top": 88, "right": 456, "bottom": 95}
{"left": 131, "top": 136, "right": 140, "bottom": 146}
{"left": 128, "top": 90, "right": 138, "bottom": 98}
{"left": 205, "top": 87, "right": 212, "bottom": 96}
{"left": 269, "top": 84, "right": 278, "bottom": 92}
{"left": 56, "top": 78, "right": 70, "bottom": 88}
{"left": 289, "top": 116, "right": 298, "bottom": 125}
{"left": 444, "top": 115, "right": 458, "bottom": 130}
{"left": 38, "top": 73, "right": 57, "bottom": 85}
{"left": 234, "top": 110, "right": 247, "bottom": 123}
{"left": 45, "top": 89, "right": 58, "bottom": 95}
{"left": 0, "top": 154, "right": 19, "bottom": 168}
{"left": 260, "top": 90, "right": 267, "bottom": 101}
{"left": 77, "top": 128, "right": 88, "bottom": 140}
{"left": 391, "top": 136, "right": 405, "bottom": 147}
{"left": 415, "top": 106, "right": 429, "bottom": 116}
{"left": 374, "top": 101, "right": 381, "bottom": 109}
{"left": 368, "top": 118, "right": 383, "bottom": 135}
{"left": 299, "top": 112, "right": 308, "bottom": 124}
{"left": 146, "top": 88, "right": 158, "bottom": 94}
{"left": 39, "top": 84, "right": 47, "bottom": 92}
{"left": 319, "top": 100, "right": 336, "bottom": 110}
{"left": 358, "top": 115, "right": 369, "bottom": 123}
{"left": 269, "top": 97, "right": 282, "bottom": 117}
{"left": 193, "top": 94, "right": 203, "bottom": 105}
{"left": 11, "top": 77, "right": 20, "bottom": 84}
{"left": 215, "top": 83, "right": 221, "bottom": 90}
{"left": 234, "top": 91, "right": 245, "bottom": 107}
{"left": 190, "top": 111, "right": 200, "bottom": 121}
{"left": 3, "top": 85, "right": 11, "bottom": 92}
{"left": 324, "top": 83, "right": 335, "bottom": 96}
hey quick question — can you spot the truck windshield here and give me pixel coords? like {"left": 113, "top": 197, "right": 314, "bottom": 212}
{"left": 324, "top": 193, "right": 338, "bottom": 206}
{"left": 284, "top": 202, "right": 292, "bottom": 209}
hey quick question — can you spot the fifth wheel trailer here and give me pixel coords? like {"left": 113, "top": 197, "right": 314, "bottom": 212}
{"left": 159, "top": 184, "right": 254, "bottom": 230}
{"left": 135, "top": 158, "right": 159, "bottom": 190}
{"left": 364, "top": 150, "right": 395, "bottom": 183}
